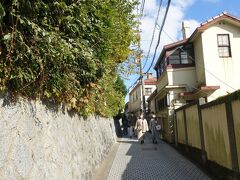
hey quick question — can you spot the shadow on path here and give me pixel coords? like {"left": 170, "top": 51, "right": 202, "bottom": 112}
{"left": 107, "top": 134, "right": 211, "bottom": 180}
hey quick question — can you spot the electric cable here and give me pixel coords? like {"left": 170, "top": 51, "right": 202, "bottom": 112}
{"left": 142, "top": 0, "right": 163, "bottom": 70}
{"left": 145, "top": 0, "right": 172, "bottom": 73}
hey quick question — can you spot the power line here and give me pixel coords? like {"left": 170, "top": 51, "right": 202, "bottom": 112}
{"left": 128, "top": 0, "right": 171, "bottom": 92}
{"left": 163, "top": 29, "right": 176, "bottom": 42}
{"left": 142, "top": 0, "right": 163, "bottom": 70}
{"left": 127, "top": 0, "right": 145, "bottom": 93}
{"left": 140, "top": 0, "right": 146, "bottom": 17}
{"left": 127, "top": 76, "right": 141, "bottom": 93}
{"left": 145, "top": 0, "right": 172, "bottom": 73}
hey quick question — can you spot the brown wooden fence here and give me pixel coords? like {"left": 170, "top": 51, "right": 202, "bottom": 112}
{"left": 174, "top": 92, "right": 240, "bottom": 179}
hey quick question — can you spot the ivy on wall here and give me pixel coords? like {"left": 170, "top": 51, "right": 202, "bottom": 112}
{"left": 0, "top": 0, "right": 139, "bottom": 117}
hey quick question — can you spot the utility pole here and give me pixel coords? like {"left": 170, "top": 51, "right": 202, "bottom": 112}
{"left": 135, "top": 7, "right": 146, "bottom": 117}
{"left": 139, "top": 58, "right": 146, "bottom": 117}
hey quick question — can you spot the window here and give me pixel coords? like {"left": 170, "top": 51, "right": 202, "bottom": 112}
{"left": 168, "top": 45, "right": 194, "bottom": 65}
{"left": 168, "top": 52, "right": 180, "bottom": 64}
{"left": 157, "top": 95, "right": 169, "bottom": 111}
{"left": 180, "top": 51, "right": 189, "bottom": 64}
{"left": 145, "top": 88, "right": 152, "bottom": 95}
{"left": 156, "top": 59, "right": 167, "bottom": 78}
{"left": 217, "top": 34, "right": 231, "bottom": 57}
{"left": 156, "top": 44, "right": 194, "bottom": 79}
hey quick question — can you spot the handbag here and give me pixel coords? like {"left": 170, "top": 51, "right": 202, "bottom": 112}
{"left": 156, "top": 124, "right": 161, "bottom": 131}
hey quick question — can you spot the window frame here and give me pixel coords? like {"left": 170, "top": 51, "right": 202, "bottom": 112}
{"left": 217, "top": 34, "right": 231, "bottom": 58}
{"left": 167, "top": 44, "right": 194, "bottom": 65}
{"left": 145, "top": 88, "right": 152, "bottom": 95}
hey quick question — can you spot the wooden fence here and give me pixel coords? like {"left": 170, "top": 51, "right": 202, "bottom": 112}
{"left": 175, "top": 92, "right": 240, "bottom": 179}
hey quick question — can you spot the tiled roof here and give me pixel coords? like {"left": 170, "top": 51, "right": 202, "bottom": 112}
{"left": 200, "top": 12, "right": 240, "bottom": 27}
{"left": 144, "top": 77, "right": 157, "bottom": 85}
{"left": 129, "top": 77, "right": 157, "bottom": 94}
{"left": 190, "top": 12, "right": 240, "bottom": 41}
{"left": 163, "top": 39, "right": 188, "bottom": 50}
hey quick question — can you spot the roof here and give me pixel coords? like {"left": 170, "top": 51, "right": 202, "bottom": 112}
{"left": 190, "top": 12, "right": 240, "bottom": 42}
{"left": 179, "top": 86, "right": 220, "bottom": 100}
{"left": 129, "top": 77, "right": 157, "bottom": 95}
{"left": 154, "top": 39, "right": 188, "bottom": 69}
{"left": 200, "top": 12, "right": 240, "bottom": 27}
{"left": 154, "top": 12, "right": 240, "bottom": 69}
{"left": 144, "top": 77, "right": 157, "bottom": 85}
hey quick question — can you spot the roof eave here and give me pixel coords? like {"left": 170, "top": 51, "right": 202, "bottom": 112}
{"left": 153, "top": 39, "right": 189, "bottom": 69}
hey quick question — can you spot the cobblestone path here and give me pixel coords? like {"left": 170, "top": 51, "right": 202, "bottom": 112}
{"left": 105, "top": 136, "right": 211, "bottom": 180}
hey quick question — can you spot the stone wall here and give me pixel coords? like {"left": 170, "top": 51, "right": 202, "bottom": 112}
{"left": 0, "top": 97, "right": 116, "bottom": 180}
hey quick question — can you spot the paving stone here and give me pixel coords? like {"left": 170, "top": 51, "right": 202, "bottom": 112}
{"left": 107, "top": 136, "right": 211, "bottom": 180}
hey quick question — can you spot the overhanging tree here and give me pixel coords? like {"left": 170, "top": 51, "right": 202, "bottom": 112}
{"left": 0, "top": 0, "right": 139, "bottom": 117}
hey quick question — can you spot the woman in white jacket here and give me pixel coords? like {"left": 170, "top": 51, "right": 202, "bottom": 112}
{"left": 135, "top": 114, "right": 149, "bottom": 144}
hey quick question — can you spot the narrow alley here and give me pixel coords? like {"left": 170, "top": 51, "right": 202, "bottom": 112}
{"left": 93, "top": 134, "right": 212, "bottom": 180}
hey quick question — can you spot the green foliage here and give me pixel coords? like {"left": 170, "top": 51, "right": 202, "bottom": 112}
{"left": 114, "top": 75, "right": 127, "bottom": 96}
{"left": 0, "top": 0, "right": 139, "bottom": 117}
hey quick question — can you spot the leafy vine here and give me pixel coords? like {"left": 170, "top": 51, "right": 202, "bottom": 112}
{"left": 0, "top": 0, "right": 139, "bottom": 117}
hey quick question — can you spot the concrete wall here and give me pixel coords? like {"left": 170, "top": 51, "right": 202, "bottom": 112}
{"left": 0, "top": 97, "right": 116, "bottom": 180}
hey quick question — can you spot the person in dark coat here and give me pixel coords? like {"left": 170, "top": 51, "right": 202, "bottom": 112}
{"left": 127, "top": 112, "right": 136, "bottom": 138}
{"left": 122, "top": 114, "right": 128, "bottom": 136}
{"left": 114, "top": 112, "right": 123, "bottom": 138}
{"left": 149, "top": 112, "right": 161, "bottom": 144}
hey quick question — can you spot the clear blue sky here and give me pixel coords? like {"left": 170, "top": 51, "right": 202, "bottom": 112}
{"left": 124, "top": 0, "right": 240, "bottom": 103}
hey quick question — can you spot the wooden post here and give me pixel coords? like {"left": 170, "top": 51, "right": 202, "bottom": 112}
{"left": 174, "top": 112, "right": 178, "bottom": 147}
{"left": 183, "top": 109, "right": 188, "bottom": 151}
{"left": 197, "top": 102, "right": 207, "bottom": 164}
{"left": 225, "top": 101, "right": 239, "bottom": 179}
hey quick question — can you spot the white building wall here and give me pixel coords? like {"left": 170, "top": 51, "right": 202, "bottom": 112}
{"left": 145, "top": 84, "right": 157, "bottom": 100}
{"left": 148, "top": 98, "right": 156, "bottom": 113}
{"left": 201, "top": 22, "right": 240, "bottom": 101}
{"left": 129, "top": 83, "right": 156, "bottom": 114}
{"left": 157, "top": 72, "right": 168, "bottom": 91}
{"left": 193, "top": 35, "right": 206, "bottom": 85}
{"left": 167, "top": 67, "right": 197, "bottom": 92}
{"left": 155, "top": 67, "right": 197, "bottom": 116}
{"left": 128, "top": 85, "right": 141, "bottom": 113}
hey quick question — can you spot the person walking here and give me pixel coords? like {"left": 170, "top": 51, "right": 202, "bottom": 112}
{"left": 134, "top": 113, "right": 149, "bottom": 144}
{"left": 122, "top": 114, "right": 128, "bottom": 136}
{"left": 149, "top": 112, "right": 161, "bottom": 144}
{"left": 127, "top": 112, "right": 136, "bottom": 138}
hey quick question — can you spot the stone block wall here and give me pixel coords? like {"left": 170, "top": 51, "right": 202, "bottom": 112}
{"left": 0, "top": 98, "right": 116, "bottom": 180}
